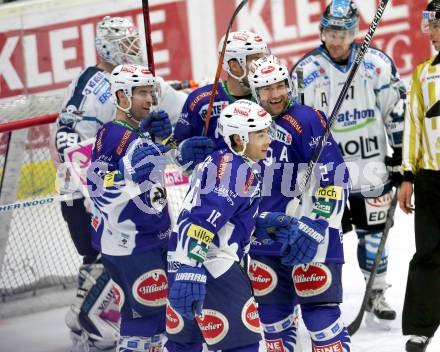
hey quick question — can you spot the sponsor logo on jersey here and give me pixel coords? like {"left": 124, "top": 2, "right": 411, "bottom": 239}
{"left": 313, "top": 340, "right": 343, "bottom": 352}
{"left": 274, "top": 125, "right": 292, "bottom": 145}
{"left": 312, "top": 200, "right": 334, "bottom": 218}
{"left": 82, "top": 71, "right": 106, "bottom": 96}
{"left": 196, "top": 309, "right": 229, "bottom": 345}
{"left": 213, "top": 185, "right": 238, "bottom": 206}
{"left": 338, "top": 135, "right": 380, "bottom": 159}
{"left": 133, "top": 269, "right": 168, "bottom": 307}
{"left": 266, "top": 338, "right": 285, "bottom": 352}
{"left": 96, "top": 127, "right": 105, "bottom": 153}
{"left": 292, "top": 263, "right": 332, "bottom": 297}
{"left": 281, "top": 114, "right": 303, "bottom": 134}
{"left": 315, "top": 186, "right": 343, "bottom": 200}
{"left": 365, "top": 190, "right": 392, "bottom": 225}
{"left": 309, "top": 136, "right": 331, "bottom": 149}
{"left": 103, "top": 171, "right": 116, "bottom": 188}
{"left": 112, "top": 282, "right": 125, "bottom": 309}
{"left": 187, "top": 224, "right": 215, "bottom": 245}
{"left": 333, "top": 108, "right": 375, "bottom": 131}
{"left": 116, "top": 130, "right": 133, "bottom": 156}
{"left": 248, "top": 260, "right": 278, "bottom": 296}
{"left": 200, "top": 101, "right": 229, "bottom": 120}
{"left": 241, "top": 298, "right": 262, "bottom": 333}
{"left": 188, "top": 242, "right": 208, "bottom": 263}
{"left": 189, "top": 91, "right": 219, "bottom": 112}
{"left": 166, "top": 304, "right": 184, "bottom": 334}
{"left": 304, "top": 70, "right": 320, "bottom": 87}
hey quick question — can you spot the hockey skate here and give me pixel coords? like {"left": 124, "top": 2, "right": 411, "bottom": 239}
{"left": 405, "top": 335, "right": 431, "bottom": 352}
{"left": 365, "top": 289, "right": 396, "bottom": 330}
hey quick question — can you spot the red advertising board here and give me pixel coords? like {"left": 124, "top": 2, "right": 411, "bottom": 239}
{"left": 0, "top": 0, "right": 432, "bottom": 100}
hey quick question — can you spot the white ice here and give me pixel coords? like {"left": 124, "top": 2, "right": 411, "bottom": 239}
{"left": 0, "top": 207, "right": 439, "bottom": 352}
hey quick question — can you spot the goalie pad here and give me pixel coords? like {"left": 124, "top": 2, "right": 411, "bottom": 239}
{"left": 66, "top": 263, "right": 120, "bottom": 350}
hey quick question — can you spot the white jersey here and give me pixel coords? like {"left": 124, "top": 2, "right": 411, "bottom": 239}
{"left": 51, "top": 66, "right": 187, "bottom": 167}
{"left": 292, "top": 44, "right": 405, "bottom": 194}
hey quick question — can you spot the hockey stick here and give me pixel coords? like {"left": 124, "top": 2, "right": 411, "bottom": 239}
{"left": 142, "top": 0, "right": 155, "bottom": 75}
{"left": 347, "top": 187, "right": 399, "bottom": 335}
{"left": 295, "top": 67, "right": 305, "bottom": 105}
{"left": 203, "top": 0, "right": 248, "bottom": 136}
{"left": 286, "top": 0, "right": 390, "bottom": 214}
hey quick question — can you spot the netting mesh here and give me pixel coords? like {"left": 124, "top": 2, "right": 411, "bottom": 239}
{"left": 0, "top": 96, "right": 189, "bottom": 303}
{"left": 0, "top": 94, "right": 65, "bottom": 122}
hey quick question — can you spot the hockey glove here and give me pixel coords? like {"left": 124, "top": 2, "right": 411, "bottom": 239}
{"left": 168, "top": 265, "right": 207, "bottom": 319}
{"left": 140, "top": 110, "right": 172, "bottom": 140}
{"left": 255, "top": 211, "right": 292, "bottom": 241}
{"left": 385, "top": 147, "right": 402, "bottom": 187}
{"left": 118, "top": 144, "right": 171, "bottom": 184}
{"left": 281, "top": 216, "right": 328, "bottom": 266}
{"left": 176, "top": 136, "right": 215, "bottom": 169}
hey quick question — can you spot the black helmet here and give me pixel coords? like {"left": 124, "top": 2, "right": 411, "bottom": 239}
{"left": 422, "top": 0, "right": 440, "bottom": 33}
{"left": 320, "top": 0, "right": 359, "bottom": 32}
{"left": 426, "top": 0, "right": 440, "bottom": 12}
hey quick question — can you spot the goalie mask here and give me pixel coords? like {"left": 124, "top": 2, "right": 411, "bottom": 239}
{"left": 218, "top": 31, "right": 269, "bottom": 81}
{"left": 96, "top": 16, "right": 144, "bottom": 66}
{"left": 110, "top": 64, "right": 157, "bottom": 120}
{"left": 218, "top": 100, "right": 273, "bottom": 157}
{"left": 422, "top": 0, "right": 440, "bottom": 33}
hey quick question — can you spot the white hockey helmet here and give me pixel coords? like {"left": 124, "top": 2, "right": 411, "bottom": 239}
{"left": 96, "top": 16, "right": 144, "bottom": 66}
{"left": 248, "top": 57, "right": 295, "bottom": 104}
{"left": 110, "top": 64, "right": 156, "bottom": 115}
{"left": 218, "top": 31, "right": 269, "bottom": 80}
{"left": 218, "top": 99, "right": 272, "bottom": 153}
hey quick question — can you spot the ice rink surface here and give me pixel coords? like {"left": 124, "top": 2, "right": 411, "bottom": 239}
{"left": 0, "top": 206, "right": 439, "bottom": 352}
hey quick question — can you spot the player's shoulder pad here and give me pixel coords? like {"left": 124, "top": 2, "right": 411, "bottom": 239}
{"left": 94, "top": 122, "right": 137, "bottom": 160}
{"left": 280, "top": 104, "right": 327, "bottom": 135}
{"left": 291, "top": 48, "right": 321, "bottom": 75}
{"left": 185, "top": 83, "right": 218, "bottom": 113}
{"left": 364, "top": 45, "right": 396, "bottom": 68}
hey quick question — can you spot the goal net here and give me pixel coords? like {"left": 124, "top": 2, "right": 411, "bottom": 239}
{"left": 0, "top": 95, "right": 190, "bottom": 318}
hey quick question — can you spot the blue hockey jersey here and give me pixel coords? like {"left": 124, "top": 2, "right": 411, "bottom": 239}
{"left": 168, "top": 149, "right": 261, "bottom": 278}
{"left": 253, "top": 103, "right": 350, "bottom": 263}
{"left": 87, "top": 120, "right": 172, "bottom": 256}
{"left": 171, "top": 82, "right": 252, "bottom": 145}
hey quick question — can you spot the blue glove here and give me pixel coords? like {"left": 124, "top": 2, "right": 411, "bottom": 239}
{"left": 168, "top": 265, "right": 207, "bottom": 319}
{"left": 176, "top": 136, "right": 215, "bottom": 169}
{"left": 255, "top": 211, "right": 292, "bottom": 241}
{"left": 118, "top": 144, "right": 171, "bottom": 184}
{"left": 281, "top": 216, "right": 328, "bottom": 266}
{"left": 140, "top": 110, "right": 172, "bottom": 140}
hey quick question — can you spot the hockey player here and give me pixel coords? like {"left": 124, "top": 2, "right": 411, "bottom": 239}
{"left": 248, "top": 56, "right": 351, "bottom": 352}
{"left": 399, "top": 1, "right": 440, "bottom": 350}
{"left": 87, "top": 64, "right": 172, "bottom": 352}
{"left": 166, "top": 100, "right": 289, "bottom": 352}
{"left": 291, "top": 0, "right": 406, "bottom": 329}
{"left": 51, "top": 15, "right": 185, "bottom": 350}
{"left": 170, "top": 31, "right": 269, "bottom": 170}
